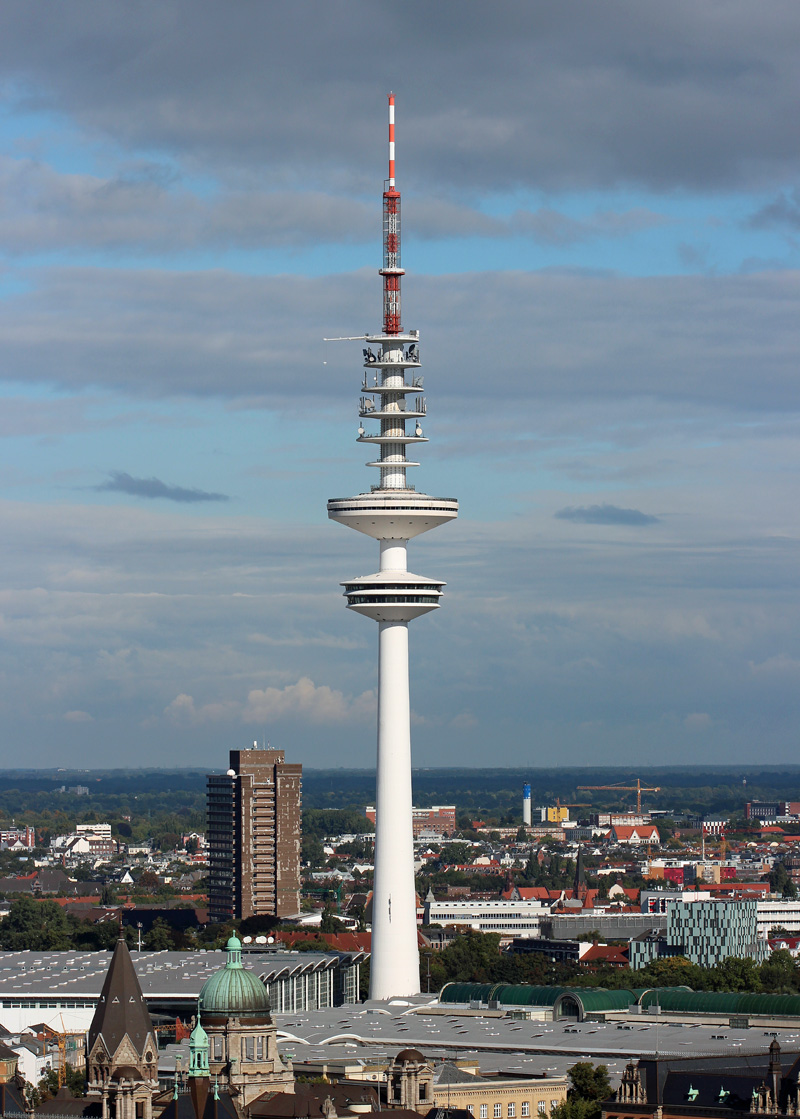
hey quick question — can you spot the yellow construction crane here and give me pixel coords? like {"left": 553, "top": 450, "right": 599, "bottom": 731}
{"left": 52, "top": 1016, "right": 69, "bottom": 1088}
{"left": 576, "top": 778, "right": 661, "bottom": 814}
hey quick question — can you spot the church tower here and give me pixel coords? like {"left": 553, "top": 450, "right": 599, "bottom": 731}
{"left": 197, "top": 935, "right": 293, "bottom": 1108}
{"left": 86, "top": 936, "right": 159, "bottom": 1119}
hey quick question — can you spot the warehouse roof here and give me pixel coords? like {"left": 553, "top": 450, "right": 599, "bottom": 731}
{"left": 0, "top": 948, "right": 356, "bottom": 1002}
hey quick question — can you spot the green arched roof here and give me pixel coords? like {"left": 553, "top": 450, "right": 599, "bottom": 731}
{"left": 563, "top": 989, "right": 633, "bottom": 1013}
{"left": 441, "top": 983, "right": 800, "bottom": 1021}
{"left": 439, "top": 983, "right": 635, "bottom": 1016}
{"left": 640, "top": 989, "right": 800, "bottom": 1017}
{"left": 439, "top": 983, "right": 499, "bottom": 1004}
{"left": 489, "top": 985, "right": 565, "bottom": 1006}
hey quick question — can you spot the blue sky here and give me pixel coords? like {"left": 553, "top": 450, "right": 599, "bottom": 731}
{"left": 1, "top": 1, "right": 800, "bottom": 769}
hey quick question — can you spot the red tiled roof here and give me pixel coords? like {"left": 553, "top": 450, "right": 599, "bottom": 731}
{"left": 580, "top": 944, "right": 630, "bottom": 966}
{"left": 610, "top": 825, "right": 660, "bottom": 840}
{"left": 769, "top": 937, "right": 800, "bottom": 949}
{"left": 272, "top": 930, "right": 422, "bottom": 952}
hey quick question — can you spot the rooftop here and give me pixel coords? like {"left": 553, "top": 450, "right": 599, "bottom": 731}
{"left": 0, "top": 948, "right": 354, "bottom": 1002}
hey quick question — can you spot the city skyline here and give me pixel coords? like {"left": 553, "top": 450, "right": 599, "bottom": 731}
{"left": 1, "top": 4, "right": 800, "bottom": 767}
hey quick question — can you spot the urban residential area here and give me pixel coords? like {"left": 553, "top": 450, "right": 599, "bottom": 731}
{"left": 1, "top": 7, "right": 799, "bottom": 1119}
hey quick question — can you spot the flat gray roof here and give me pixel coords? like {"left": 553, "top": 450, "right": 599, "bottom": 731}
{"left": 0, "top": 949, "right": 344, "bottom": 1001}
{"left": 270, "top": 1002, "right": 798, "bottom": 1085}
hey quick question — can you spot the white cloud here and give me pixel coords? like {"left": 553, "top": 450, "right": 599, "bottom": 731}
{"left": 242, "top": 677, "right": 375, "bottom": 725}
{"left": 684, "top": 712, "right": 712, "bottom": 730}
{"left": 749, "top": 655, "right": 800, "bottom": 678}
{"left": 163, "top": 693, "right": 239, "bottom": 725}
{"left": 62, "top": 709, "right": 93, "bottom": 723}
{"left": 450, "top": 711, "right": 478, "bottom": 731}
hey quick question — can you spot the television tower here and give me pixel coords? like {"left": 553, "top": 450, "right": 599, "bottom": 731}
{"left": 327, "top": 94, "right": 458, "bottom": 999}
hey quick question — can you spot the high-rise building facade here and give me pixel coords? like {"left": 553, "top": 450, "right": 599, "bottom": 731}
{"left": 207, "top": 747, "right": 301, "bottom": 922}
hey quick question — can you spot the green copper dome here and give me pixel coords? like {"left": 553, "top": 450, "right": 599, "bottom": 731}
{"left": 198, "top": 935, "right": 271, "bottom": 1018}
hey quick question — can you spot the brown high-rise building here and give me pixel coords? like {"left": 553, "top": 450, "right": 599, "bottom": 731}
{"left": 207, "top": 747, "right": 301, "bottom": 922}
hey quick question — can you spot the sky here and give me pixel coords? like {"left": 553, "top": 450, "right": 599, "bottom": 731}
{"left": 1, "top": 1, "right": 800, "bottom": 770}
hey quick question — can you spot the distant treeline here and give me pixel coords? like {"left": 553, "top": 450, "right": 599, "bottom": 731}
{"left": 1, "top": 766, "right": 800, "bottom": 833}
{"left": 302, "top": 766, "right": 800, "bottom": 821}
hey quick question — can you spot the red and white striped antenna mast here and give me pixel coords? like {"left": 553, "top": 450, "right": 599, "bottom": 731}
{"left": 380, "top": 93, "right": 404, "bottom": 335}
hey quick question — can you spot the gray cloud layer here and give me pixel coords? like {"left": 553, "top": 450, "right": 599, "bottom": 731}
{"left": 2, "top": 489, "right": 799, "bottom": 766}
{"left": 2, "top": 1, "right": 799, "bottom": 193}
{"left": 95, "top": 471, "right": 229, "bottom": 503}
{"left": 0, "top": 157, "right": 671, "bottom": 256}
{"left": 555, "top": 504, "right": 660, "bottom": 526}
{"left": 749, "top": 189, "right": 800, "bottom": 231}
{"left": 1, "top": 266, "right": 797, "bottom": 414}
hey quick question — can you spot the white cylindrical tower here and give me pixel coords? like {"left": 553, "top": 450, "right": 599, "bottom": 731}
{"left": 327, "top": 95, "right": 458, "bottom": 1000}
{"left": 523, "top": 783, "right": 532, "bottom": 827}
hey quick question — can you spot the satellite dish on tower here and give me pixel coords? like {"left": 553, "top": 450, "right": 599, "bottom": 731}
{"left": 243, "top": 935, "right": 253, "bottom": 944}
{"left": 255, "top": 935, "right": 267, "bottom": 945}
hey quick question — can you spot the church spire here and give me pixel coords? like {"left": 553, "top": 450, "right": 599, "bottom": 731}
{"left": 86, "top": 936, "right": 159, "bottom": 1119}
{"left": 88, "top": 935, "right": 156, "bottom": 1059}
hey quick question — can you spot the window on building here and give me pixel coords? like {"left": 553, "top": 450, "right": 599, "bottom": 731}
{"left": 538, "top": 1103, "right": 547, "bottom": 1115}
{"left": 467, "top": 1109, "right": 474, "bottom": 1116}
{"left": 494, "top": 1105, "right": 502, "bottom": 1118}
{"left": 480, "top": 1106, "right": 488, "bottom": 1118}
{"left": 522, "top": 1104, "right": 530, "bottom": 1116}
{"left": 550, "top": 1103, "right": 560, "bottom": 1113}
{"left": 508, "top": 1104, "right": 516, "bottom": 1117}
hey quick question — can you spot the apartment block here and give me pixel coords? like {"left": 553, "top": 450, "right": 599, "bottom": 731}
{"left": 208, "top": 747, "right": 301, "bottom": 922}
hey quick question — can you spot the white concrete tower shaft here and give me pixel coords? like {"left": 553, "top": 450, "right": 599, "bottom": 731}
{"left": 326, "top": 96, "right": 458, "bottom": 999}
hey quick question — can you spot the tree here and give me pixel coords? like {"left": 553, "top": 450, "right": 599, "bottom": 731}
{"left": 551, "top": 1098, "right": 597, "bottom": 1119}
{"left": 770, "top": 861, "right": 798, "bottom": 899}
{"left": 136, "top": 870, "right": 160, "bottom": 892}
{"left": 25, "top": 1063, "right": 85, "bottom": 1107}
{"left": 760, "top": 949, "right": 798, "bottom": 993}
{"left": 638, "top": 955, "right": 707, "bottom": 989}
{"left": 0, "top": 896, "right": 73, "bottom": 950}
{"left": 439, "top": 930, "right": 502, "bottom": 983}
{"left": 302, "top": 837, "right": 326, "bottom": 868}
{"left": 320, "top": 905, "right": 344, "bottom": 934}
{"left": 71, "top": 917, "right": 125, "bottom": 951}
{"left": 712, "top": 955, "right": 762, "bottom": 993}
{"left": 100, "top": 884, "right": 117, "bottom": 906}
{"left": 552, "top": 1062, "right": 612, "bottom": 1119}
{"left": 144, "top": 918, "right": 174, "bottom": 951}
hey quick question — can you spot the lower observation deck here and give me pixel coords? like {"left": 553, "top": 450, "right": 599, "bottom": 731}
{"left": 342, "top": 570, "right": 444, "bottom": 622}
{"left": 327, "top": 490, "right": 458, "bottom": 540}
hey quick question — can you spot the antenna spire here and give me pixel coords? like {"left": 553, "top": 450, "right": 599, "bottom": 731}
{"left": 380, "top": 93, "right": 404, "bottom": 335}
{"left": 388, "top": 92, "right": 395, "bottom": 188}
